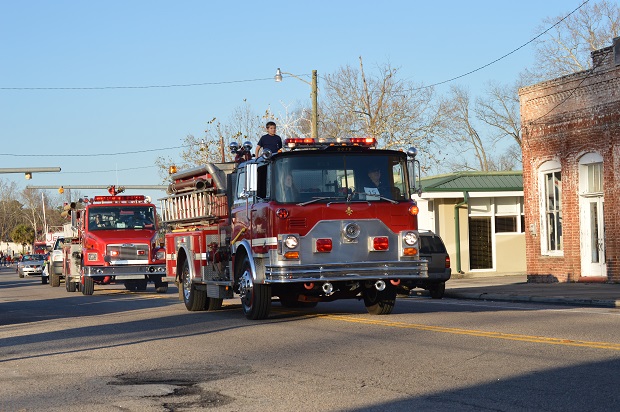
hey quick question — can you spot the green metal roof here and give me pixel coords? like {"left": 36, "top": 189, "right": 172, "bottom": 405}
{"left": 421, "top": 171, "right": 523, "bottom": 192}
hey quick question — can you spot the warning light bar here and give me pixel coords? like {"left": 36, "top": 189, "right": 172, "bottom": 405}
{"left": 93, "top": 195, "right": 147, "bottom": 203}
{"left": 284, "top": 137, "right": 377, "bottom": 150}
{"left": 285, "top": 137, "right": 316, "bottom": 147}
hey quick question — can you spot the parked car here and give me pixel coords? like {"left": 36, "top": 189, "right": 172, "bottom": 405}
{"left": 17, "top": 254, "right": 46, "bottom": 279}
{"left": 400, "top": 231, "right": 451, "bottom": 298}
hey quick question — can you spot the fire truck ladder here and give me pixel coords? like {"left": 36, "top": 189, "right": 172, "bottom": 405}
{"left": 160, "top": 189, "right": 226, "bottom": 226}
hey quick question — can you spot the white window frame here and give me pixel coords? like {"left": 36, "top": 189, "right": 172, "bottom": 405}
{"left": 538, "top": 160, "right": 563, "bottom": 256}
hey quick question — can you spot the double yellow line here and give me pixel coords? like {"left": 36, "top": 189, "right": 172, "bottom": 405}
{"left": 314, "top": 313, "right": 620, "bottom": 351}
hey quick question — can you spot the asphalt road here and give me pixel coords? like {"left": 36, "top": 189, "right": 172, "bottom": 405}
{"left": 2, "top": 266, "right": 620, "bottom": 411}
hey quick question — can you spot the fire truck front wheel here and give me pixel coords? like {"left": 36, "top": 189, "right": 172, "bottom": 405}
{"left": 180, "top": 259, "right": 207, "bottom": 311}
{"left": 362, "top": 283, "right": 397, "bottom": 315}
{"left": 237, "top": 255, "right": 271, "bottom": 320}
{"left": 82, "top": 276, "right": 95, "bottom": 295}
{"left": 50, "top": 273, "right": 61, "bottom": 287}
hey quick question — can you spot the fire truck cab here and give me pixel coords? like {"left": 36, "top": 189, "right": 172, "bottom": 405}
{"left": 162, "top": 137, "right": 428, "bottom": 320}
{"left": 62, "top": 195, "right": 168, "bottom": 295}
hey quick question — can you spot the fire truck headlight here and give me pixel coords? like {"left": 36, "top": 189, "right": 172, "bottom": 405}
{"left": 155, "top": 249, "right": 166, "bottom": 260}
{"left": 403, "top": 231, "right": 418, "bottom": 246}
{"left": 284, "top": 235, "right": 298, "bottom": 249}
{"left": 343, "top": 223, "right": 361, "bottom": 240}
{"left": 87, "top": 252, "right": 98, "bottom": 261}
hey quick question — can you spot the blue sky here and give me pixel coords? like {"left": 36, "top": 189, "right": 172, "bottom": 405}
{"left": 0, "top": 0, "right": 577, "bottom": 201}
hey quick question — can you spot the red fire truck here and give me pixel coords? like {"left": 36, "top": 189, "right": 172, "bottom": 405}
{"left": 161, "top": 137, "right": 428, "bottom": 320}
{"left": 61, "top": 194, "right": 168, "bottom": 295}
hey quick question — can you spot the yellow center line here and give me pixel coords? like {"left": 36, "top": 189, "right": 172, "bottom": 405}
{"left": 307, "top": 313, "right": 620, "bottom": 351}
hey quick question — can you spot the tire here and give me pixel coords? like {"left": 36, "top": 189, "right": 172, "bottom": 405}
{"left": 51, "top": 273, "right": 61, "bottom": 287}
{"left": 428, "top": 282, "right": 445, "bottom": 299}
{"left": 66, "top": 279, "right": 77, "bottom": 292}
{"left": 41, "top": 276, "right": 48, "bottom": 285}
{"left": 154, "top": 277, "right": 169, "bottom": 294}
{"left": 237, "top": 255, "right": 271, "bottom": 320}
{"left": 181, "top": 259, "right": 206, "bottom": 311}
{"left": 124, "top": 281, "right": 137, "bottom": 291}
{"left": 363, "top": 283, "right": 397, "bottom": 315}
{"left": 18, "top": 271, "right": 24, "bottom": 278}
{"left": 136, "top": 279, "right": 148, "bottom": 291}
{"left": 205, "top": 298, "right": 223, "bottom": 311}
{"left": 81, "top": 276, "right": 94, "bottom": 295}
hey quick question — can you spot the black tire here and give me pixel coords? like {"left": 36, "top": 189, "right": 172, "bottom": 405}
{"left": 428, "top": 282, "right": 446, "bottom": 299}
{"left": 136, "top": 279, "right": 148, "bottom": 291}
{"left": 66, "top": 279, "right": 77, "bottom": 292}
{"left": 41, "top": 276, "right": 48, "bottom": 285}
{"left": 237, "top": 255, "right": 270, "bottom": 320}
{"left": 124, "top": 281, "right": 138, "bottom": 291}
{"left": 205, "top": 297, "right": 224, "bottom": 311}
{"left": 153, "top": 277, "right": 169, "bottom": 294}
{"left": 51, "top": 273, "right": 61, "bottom": 287}
{"left": 82, "top": 276, "right": 94, "bottom": 295}
{"left": 363, "top": 283, "right": 397, "bottom": 315}
{"left": 181, "top": 259, "right": 206, "bottom": 311}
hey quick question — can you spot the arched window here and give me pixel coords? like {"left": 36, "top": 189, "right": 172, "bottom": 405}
{"left": 538, "top": 160, "right": 562, "bottom": 255}
{"left": 578, "top": 153, "right": 603, "bottom": 195}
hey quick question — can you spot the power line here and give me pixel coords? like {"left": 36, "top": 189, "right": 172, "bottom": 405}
{"left": 408, "top": 0, "right": 591, "bottom": 90}
{"left": 0, "top": 77, "right": 274, "bottom": 91}
{"left": 0, "top": 1, "right": 591, "bottom": 93}
{"left": 0, "top": 144, "right": 189, "bottom": 158}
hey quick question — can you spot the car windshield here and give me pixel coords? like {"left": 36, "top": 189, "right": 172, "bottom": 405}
{"left": 23, "top": 254, "right": 45, "bottom": 261}
{"left": 88, "top": 206, "right": 156, "bottom": 231}
{"left": 273, "top": 152, "right": 408, "bottom": 204}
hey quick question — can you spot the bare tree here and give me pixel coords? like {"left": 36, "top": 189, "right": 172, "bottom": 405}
{"left": 321, "top": 57, "right": 445, "bottom": 154}
{"left": 531, "top": 0, "right": 620, "bottom": 80}
{"left": 475, "top": 81, "right": 522, "bottom": 148}
{"left": 0, "top": 179, "right": 23, "bottom": 243}
{"left": 155, "top": 101, "right": 271, "bottom": 181}
{"left": 20, "top": 188, "right": 45, "bottom": 239}
{"left": 441, "top": 86, "right": 492, "bottom": 172}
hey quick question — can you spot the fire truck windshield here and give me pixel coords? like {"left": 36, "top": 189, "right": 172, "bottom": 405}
{"left": 273, "top": 152, "right": 408, "bottom": 204}
{"left": 88, "top": 206, "right": 156, "bottom": 231}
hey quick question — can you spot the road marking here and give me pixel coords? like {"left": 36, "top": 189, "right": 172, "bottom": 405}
{"left": 313, "top": 313, "right": 620, "bottom": 351}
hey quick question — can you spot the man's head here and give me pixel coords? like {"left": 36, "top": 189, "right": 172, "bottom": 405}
{"left": 368, "top": 167, "right": 381, "bottom": 184}
{"left": 265, "top": 121, "right": 277, "bottom": 136}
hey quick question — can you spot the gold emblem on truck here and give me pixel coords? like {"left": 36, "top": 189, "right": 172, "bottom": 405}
{"left": 345, "top": 206, "right": 353, "bottom": 216}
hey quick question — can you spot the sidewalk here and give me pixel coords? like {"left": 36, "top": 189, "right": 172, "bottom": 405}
{"left": 438, "top": 274, "right": 620, "bottom": 308}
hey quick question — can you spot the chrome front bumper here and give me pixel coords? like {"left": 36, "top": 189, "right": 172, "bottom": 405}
{"left": 265, "top": 261, "right": 428, "bottom": 283}
{"left": 83, "top": 264, "right": 166, "bottom": 279}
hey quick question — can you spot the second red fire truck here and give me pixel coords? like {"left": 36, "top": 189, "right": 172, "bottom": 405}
{"left": 61, "top": 193, "right": 169, "bottom": 295}
{"left": 161, "top": 137, "right": 428, "bottom": 320}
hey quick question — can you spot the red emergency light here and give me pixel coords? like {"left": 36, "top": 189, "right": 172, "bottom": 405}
{"left": 93, "top": 195, "right": 146, "bottom": 202}
{"left": 285, "top": 137, "right": 316, "bottom": 148}
{"left": 349, "top": 137, "right": 377, "bottom": 147}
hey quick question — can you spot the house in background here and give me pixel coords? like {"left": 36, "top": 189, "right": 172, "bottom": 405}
{"left": 519, "top": 38, "right": 620, "bottom": 283}
{"left": 414, "top": 171, "right": 525, "bottom": 277}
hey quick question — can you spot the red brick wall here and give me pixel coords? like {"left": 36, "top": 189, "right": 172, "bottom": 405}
{"left": 519, "top": 44, "right": 620, "bottom": 283}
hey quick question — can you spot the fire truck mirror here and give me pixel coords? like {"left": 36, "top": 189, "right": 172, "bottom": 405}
{"left": 245, "top": 163, "right": 258, "bottom": 193}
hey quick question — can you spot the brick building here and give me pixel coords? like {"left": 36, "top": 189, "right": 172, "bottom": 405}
{"left": 519, "top": 38, "right": 620, "bottom": 283}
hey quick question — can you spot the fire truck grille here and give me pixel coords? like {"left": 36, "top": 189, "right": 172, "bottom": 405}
{"left": 107, "top": 244, "right": 149, "bottom": 262}
{"left": 288, "top": 218, "right": 307, "bottom": 229}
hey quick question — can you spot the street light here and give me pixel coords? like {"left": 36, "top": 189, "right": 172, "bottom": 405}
{"left": 275, "top": 68, "right": 318, "bottom": 139}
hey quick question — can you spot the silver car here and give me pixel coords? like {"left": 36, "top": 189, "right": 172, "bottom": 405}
{"left": 17, "top": 254, "right": 47, "bottom": 278}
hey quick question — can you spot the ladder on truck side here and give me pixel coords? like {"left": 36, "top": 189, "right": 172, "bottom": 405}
{"left": 160, "top": 189, "right": 228, "bottom": 226}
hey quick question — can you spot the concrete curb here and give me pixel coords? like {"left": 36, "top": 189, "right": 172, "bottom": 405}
{"left": 444, "top": 291, "right": 620, "bottom": 308}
